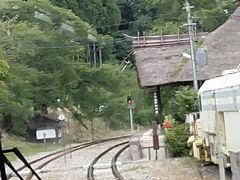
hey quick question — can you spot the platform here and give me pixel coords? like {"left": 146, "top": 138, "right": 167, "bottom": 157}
{"left": 129, "top": 129, "right": 166, "bottom": 161}
{"left": 140, "top": 130, "right": 166, "bottom": 161}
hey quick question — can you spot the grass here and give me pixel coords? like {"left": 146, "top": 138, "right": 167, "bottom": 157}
{"left": 1, "top": 135, "right": 62, "bottom": 161}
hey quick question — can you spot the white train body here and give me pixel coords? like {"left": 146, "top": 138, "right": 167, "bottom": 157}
{"left": 196, "top": 71, "right": 240, "bottom": 164}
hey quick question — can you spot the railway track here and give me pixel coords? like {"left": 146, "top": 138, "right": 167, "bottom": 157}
{"left": 87, "top": 141, "right": 129, "bottom": 180}
{"left": 7, "top": 135, "right": 129, "bottom": 180}
{"left": 111, "top": 144, "right": 129, "bottom": 180}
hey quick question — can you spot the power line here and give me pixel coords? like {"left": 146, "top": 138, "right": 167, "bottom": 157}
{"left": 0, "top": 9, "right": 238, "bottom": 49}
{"left": 3, "top": 26, "right": 240, "bottom": 49}
{"left": 0, "top": 9, "right": 236, "bottom": 29}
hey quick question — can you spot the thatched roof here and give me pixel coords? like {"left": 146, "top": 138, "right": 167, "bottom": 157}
{"left": 134, "top": 6, "right": 240, "bottom": 88}
{"left": 41, "top": 113, "right": 59, "bottom": 121}
{"left": 27, "top": 113, "right": 60, "bottom": 130}
{"left": 135, "top": 44, "right": 194, "bottom": 87}
{"left": 198, "top": 7, "right": 240, "bottom": 79}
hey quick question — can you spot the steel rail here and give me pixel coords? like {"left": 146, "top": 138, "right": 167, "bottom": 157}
{"left": 25, "top": 144, "right": 93, "bottom": 180}
{"left": 87, "top": 141, "right": 129, "bottom": 180}
{"left": 111, "top": 144, "right": 129, "bottom": 180}
{"left": 6, "top": 135, "right": 129, "bottom": 180}
{"left": 7, "top": 143, "right": 89, "bottom": 179}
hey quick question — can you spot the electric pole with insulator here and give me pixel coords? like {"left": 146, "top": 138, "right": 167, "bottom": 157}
{"left": 183, "top": 0, "right": 198, "bottom": 90}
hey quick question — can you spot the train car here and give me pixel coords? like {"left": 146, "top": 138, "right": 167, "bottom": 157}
{"left": 190, "top": 70, "right": 240, "bottom": 169}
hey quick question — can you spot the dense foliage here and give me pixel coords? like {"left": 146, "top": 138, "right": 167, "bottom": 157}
{"left": 50, "top": 0, "right": 121, "bottom": 34}
{"left": 117, "top": 0, "right": 236, "bottom": 34}
{"left": 162, "top": 86, "right": 198, "bottom": 122}
{"left": 165, "top": 124, "right": 190, "bottom": 157}
{"left": 0, "top": 0, "right": 153, "bottom": 135}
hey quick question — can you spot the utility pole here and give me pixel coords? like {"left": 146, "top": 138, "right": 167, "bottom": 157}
{"left": 91, "top": 117, "right": 94, "bottom": 141}
{"left": 87, "top": 44, "right": 91, "bottom": 67}
{"left": 93, "top": 42, "right": 97, "bottom": 67}
{"left": 99, "top": 46, "right": 102, "bottom": 66}
{"left": 183, "top": 0, "right": 198, "bottom": 90}
{"left": 67, "top": 117, "right": 72, "bottom": 158}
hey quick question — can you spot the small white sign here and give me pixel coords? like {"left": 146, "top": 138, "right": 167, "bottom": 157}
{"left": 36, "top": 129, "right": 56, "bottom": 140}
{"left": 58, "top": 114, "right": 65, "bottom": 121}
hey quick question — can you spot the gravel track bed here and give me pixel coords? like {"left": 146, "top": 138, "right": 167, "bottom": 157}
{"left": 93, "top": 143, "right": 128, "bottom": 180}
{"left": 8, "top": 138, "right": 128, "bottom": 180}
{"left": 7, "top": 138, "right": 232, "bottom": 180}
{"left": 116, "top": 151, "right": 232, "bottom": 180}
{"left": 35, "top": 140, "right": 125, "bottom": 180}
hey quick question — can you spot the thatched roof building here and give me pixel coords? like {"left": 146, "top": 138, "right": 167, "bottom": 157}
{"left": 134, "top": 6, "right": 240, "bottom": 88}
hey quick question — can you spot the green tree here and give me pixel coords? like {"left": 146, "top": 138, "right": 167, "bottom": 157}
{"left": 50, "top": 0, "right": 121, "bottom": 34}
{"left": 166, "top": 86, "right": 198, "bottom": 122}
{"left": 0, "top": 59, "right": 10, "bottom": 79}
{"left": 118, "top": 0, "right": 236, "bottom": 34}
{"left": 0, "top": 0, "right": 154, "bottom": 135}
{"left": 149, "top": 0, "right": 236, "bottom": 33}
{"left": 0, "top": 0, "right": 98, "bottom": 133}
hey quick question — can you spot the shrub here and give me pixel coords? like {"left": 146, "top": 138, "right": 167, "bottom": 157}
{"left": 165, "top": 124, "right": 190, "bottom": 157}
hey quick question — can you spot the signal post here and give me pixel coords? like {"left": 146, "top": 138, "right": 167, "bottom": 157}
{"left": 127, "top": 95, "right": 134, "bottom": 134}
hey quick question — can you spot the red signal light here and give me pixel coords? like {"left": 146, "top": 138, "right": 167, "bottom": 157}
{"left": 127, "top": 95, "right": 134, "bottom": 106}
{"left": 128, "top": 100, "right": 133, "bottom": 106}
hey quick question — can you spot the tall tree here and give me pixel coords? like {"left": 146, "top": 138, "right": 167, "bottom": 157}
{"left": 50, "top": 0, "right": 121, "bottom": 34}
{"left": 147, "top": 0, "right": 236, "bottom": 33}
{"left": 116, "top": 0, "right": 236, "bottom": 34}
{"left": 0, "top": 0, "right": 97, "bottom": 133}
